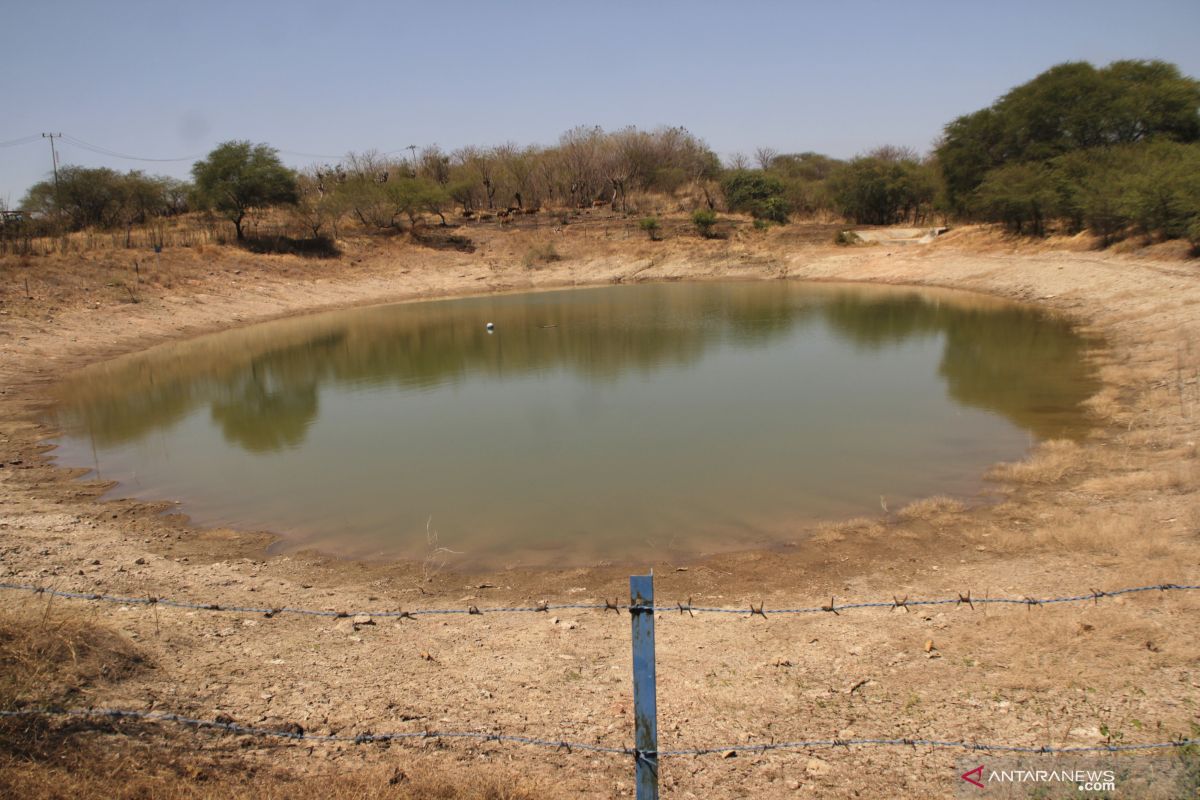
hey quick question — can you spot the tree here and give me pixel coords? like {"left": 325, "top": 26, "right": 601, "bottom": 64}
{"left": 20, "top": 166, "right": 189, "bottom": 231}
{"left": 971, "top": 162, "right": 1059, "bottom": 235}
{"left": 830, "top": 149, "right": 935, "bottom": 226}
{"left": 294, "top": 170, "right": 346, "bottom": 239}
{"left": 191, "top": 141, "right": 299, "bottom": 240}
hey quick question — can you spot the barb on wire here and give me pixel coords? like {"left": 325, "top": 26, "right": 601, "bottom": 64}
{"left": 0, "top": 581, "right": 1196, "bottom": 620}
{"left": 1, "top": 708, "right": 1196, "bottom": 759}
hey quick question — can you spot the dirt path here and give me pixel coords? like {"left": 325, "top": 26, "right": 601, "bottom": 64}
{"left": 1, "top": 225, "right": 1198, "bottom": 798}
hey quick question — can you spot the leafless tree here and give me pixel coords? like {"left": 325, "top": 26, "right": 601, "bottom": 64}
{"left": 455, "top": 146, "right": 499, "bottom": 209}
{"left": 418, "top": 145, "right": 452, "bottom": 185}
{"left": 727, "top": 152, "right": 751, "bottom": 170}
{"left": 754, "top": 146, "right": 779, "bottom": 170}
{"left": 558, "top": 125, "right": 606, "bottom": 207}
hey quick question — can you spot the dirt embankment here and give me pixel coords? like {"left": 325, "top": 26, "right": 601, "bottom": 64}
{"left": 1, "top": 219, "right": 1198, "bottom": 799}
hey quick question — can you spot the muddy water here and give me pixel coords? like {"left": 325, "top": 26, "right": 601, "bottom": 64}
{"left": 50, "top": 281, "right": 1100, "bottom": 568}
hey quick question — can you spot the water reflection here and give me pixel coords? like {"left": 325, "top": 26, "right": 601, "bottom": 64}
{"left": 50, "top": 282, "right": 1100, "bottom": 566}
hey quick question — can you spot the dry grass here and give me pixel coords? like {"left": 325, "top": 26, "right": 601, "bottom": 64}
{"left": 0, "top": 611, "right": 541, "bottom": 800}
{"left": 987, "top": 439, "right": 1083, "bottom": 484}
{"left": 896, "top": 495, "right": 966, "bottom": 522}
{"left": 0, "top": 608, "right": 148, "bottom": 711}
{"left": 0, "top": 754, "right": 542, "bottom": 800}
{"left": 978, "top": 507, "right": 1177, "bottom": 559}
{"left": 521, "top": 240, "right": 562, "bottom": 269}
{"left": 1078, "top": 464, "right": 1197, "bottom": 496}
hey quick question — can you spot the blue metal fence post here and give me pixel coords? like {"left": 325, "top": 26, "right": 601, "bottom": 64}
{"left": 630, "top": 572, "right": 659, "bottom": 800}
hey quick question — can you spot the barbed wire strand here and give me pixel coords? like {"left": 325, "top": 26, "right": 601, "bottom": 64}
{"left": 0, "top": 581, "right": 1196, "bottom": 619}
{"left": 1, "top": 708, "right": 1195, "bottom": 758}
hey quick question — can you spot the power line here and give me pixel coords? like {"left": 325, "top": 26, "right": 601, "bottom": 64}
{"left": 58, "top": 135, "right": 202, "bottom": 163}
{"left": 275, "top": 148, "right": 350, "bottom": 160}
{"left": 0, "top": 134, "right": 42, "bottom": 148}
{"left": 3, "top": 133, "right": 412, "bottom": 165}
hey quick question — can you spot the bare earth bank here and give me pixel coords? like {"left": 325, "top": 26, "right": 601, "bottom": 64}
{"left": 1, "top": 225, "right": 1198, "bottom": 798}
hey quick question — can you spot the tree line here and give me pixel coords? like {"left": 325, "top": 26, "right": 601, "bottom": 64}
{"left": 939, "top": 60, "right": 1200, "bottom": 243}
{"left": 11, "top": 58, "right": 1200, "bottom": 249}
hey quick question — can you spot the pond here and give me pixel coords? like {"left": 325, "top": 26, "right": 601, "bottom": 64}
{"left": 50, "top": 281, "right": 1100, "bottom": 568}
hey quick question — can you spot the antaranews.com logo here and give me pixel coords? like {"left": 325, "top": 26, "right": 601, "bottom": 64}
{"left": 961, "top": 764, "right": 1114, "bottom": 792}
{"left": 953, "top": 756, "right": 1187, "bottom": 798}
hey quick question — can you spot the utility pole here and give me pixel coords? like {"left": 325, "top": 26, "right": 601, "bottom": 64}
{"left": 406, "top": 144, "right": 418, "bottom": 175}
{"left": 42, "top": 133, "right": 62, "bottom": 190}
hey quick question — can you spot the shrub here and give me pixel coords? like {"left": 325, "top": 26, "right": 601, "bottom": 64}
{"left": 720, "top": 170, "right": 792, "bottom": 223}
{"left": 522, "top": 241, "right": 561, "bottom": 268}
{"left": 757, "top": 196, "right": 790, "bottom": 224}
{"left": 692, "top": 208, "right": 718, "bottom": 238}
{"left": 639, "top": 217, "right": 662, "bottom": 240}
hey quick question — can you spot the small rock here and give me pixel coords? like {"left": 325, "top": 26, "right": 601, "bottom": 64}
{"left": 134, "top": 557, "right": 146, "bottom": 565}
{"left": 805, "top": 758, "right": 830, "bottom": 775}
{"left": 352, "top": 614, "right": 374, "bottom": 626}
{"left": 722, "top": 750, "right": 737, "bottom": 759}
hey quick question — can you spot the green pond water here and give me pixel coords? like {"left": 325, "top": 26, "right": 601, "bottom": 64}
{"left": 50, "top": 281, "right": 1100, "bottom": 568}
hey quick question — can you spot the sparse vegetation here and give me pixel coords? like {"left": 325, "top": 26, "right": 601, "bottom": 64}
{"left": 8, "top": 60, "right": 1200, "bottom": 257}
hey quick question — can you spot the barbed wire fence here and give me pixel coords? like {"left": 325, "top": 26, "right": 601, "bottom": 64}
{"left": 1, "top": 577, "right": 1198, "bottom": 799}
{"left": 2, "top": 579, "right": 1196, "bottom": 618}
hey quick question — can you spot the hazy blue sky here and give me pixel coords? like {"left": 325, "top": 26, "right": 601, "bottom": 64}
{"left": 3, "top": 0, "right": 1198, "bottom": 204}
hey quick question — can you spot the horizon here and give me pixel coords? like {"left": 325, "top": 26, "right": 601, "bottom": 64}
{"left": 2, "top": 0, "right": 1198, "bottom": 205}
